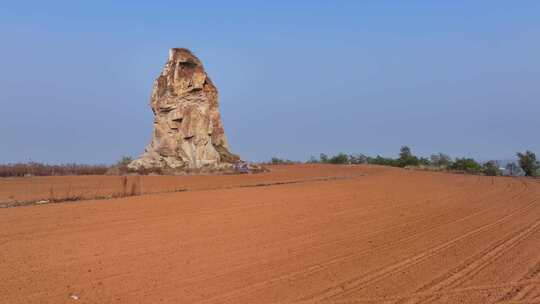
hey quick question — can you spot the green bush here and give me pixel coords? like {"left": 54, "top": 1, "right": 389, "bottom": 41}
{"left": 482, "top": 160, "right": 502, "bottom": 176}
{"left": 517, "top": 151, "right": 539, "bottom": 177}
{"left": 397, "top": 146, "right": 422, "bottom": 167}
{"left": 319, "top": 153, "right": 329, "bottom": 163}
{"left": 328, "top": 153, "right": 349, "bottom": 164}
{"left": 450, "top": 158, "right": 482, "bottom": 173}
{"left": 430, "top": 153, "right": 452, "bottom": 167}
{"left": 367, "top": 155, "right": 400, "bottom": 167}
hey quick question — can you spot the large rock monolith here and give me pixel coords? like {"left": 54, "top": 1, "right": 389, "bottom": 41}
{"left": 129, "top": 48, "right": 239, "bottom": 171}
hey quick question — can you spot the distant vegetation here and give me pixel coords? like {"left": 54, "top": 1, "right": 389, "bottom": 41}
{"left": 269, "top": 157, "right": 298, "bottom": 165}
{"left": 517, "top": 151, "right": 539, "bottom": 177}
{"left": 448, "top": 158, "right": 482, "bottom": 173}
{"left": 2, "top": 150, "right": 538, "bottom": 178}
{"left": 0, "top": 162, "right": 110, "bottom": 177}
{"left": 481, "top": 160, "right": 503, "bottom": 176}
{"left": 111, "top": 156, "right": 134, "bottom": 175}
{"left": 0, "top": 156, "right": 135, "bottom": 177}
{"left": 300, "top": 146, "right": 538, "bottom": 177}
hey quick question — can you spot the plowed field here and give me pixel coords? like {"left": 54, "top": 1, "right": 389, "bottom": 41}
{"left": 1, "top": 165, "right": 540, "bottom": 304}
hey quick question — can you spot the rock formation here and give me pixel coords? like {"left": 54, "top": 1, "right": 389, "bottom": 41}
{"left": 129, "top": 48, "right": 239, "bottom": 171}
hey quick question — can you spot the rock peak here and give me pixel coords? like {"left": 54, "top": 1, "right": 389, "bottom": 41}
{"left": 130, "top": 48, "right": 239, "bottom": 171}
{"left": 168, "top": 48, "right": 197, "bottom": 62}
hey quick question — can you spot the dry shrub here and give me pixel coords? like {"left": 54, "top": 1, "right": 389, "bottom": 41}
{"left": 0, "top": 162, "right": 110, "bottom": 177}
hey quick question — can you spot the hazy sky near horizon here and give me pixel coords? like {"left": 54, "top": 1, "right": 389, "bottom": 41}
{"left": 1, "top": 1, "right": 539, "bottom": 164}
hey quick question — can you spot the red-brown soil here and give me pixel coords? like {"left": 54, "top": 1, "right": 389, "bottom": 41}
{"left": 0, "top": 165, "right": 370, "bottom": 205}
{"left": 1, "top": 165, "right": 540, "bottom": 304}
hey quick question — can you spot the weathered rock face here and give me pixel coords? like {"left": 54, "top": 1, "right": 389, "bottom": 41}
{"left": 130, "top": 48, "right": 239, "bottom": 170}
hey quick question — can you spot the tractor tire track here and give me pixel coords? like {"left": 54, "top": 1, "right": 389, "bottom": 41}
{"left": 298, "top": 198, "right": 539, "bottom": 303}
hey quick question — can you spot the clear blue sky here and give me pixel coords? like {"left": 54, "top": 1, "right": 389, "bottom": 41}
{"left": 1, "top": 1, "right": 539, "bottom": 164}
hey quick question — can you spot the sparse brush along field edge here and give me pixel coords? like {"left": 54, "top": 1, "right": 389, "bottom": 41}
{"left": 0, "top": 164, "right": 373, "bottom": 207}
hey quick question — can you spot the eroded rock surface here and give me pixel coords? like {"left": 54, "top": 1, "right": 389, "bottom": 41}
{"left": 130, "top": 48, "right": 239, "bottom": 170}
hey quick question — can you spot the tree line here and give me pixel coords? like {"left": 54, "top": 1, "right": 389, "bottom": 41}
{"left": 271, "top": 147, "right": 539, "bottom": 177}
